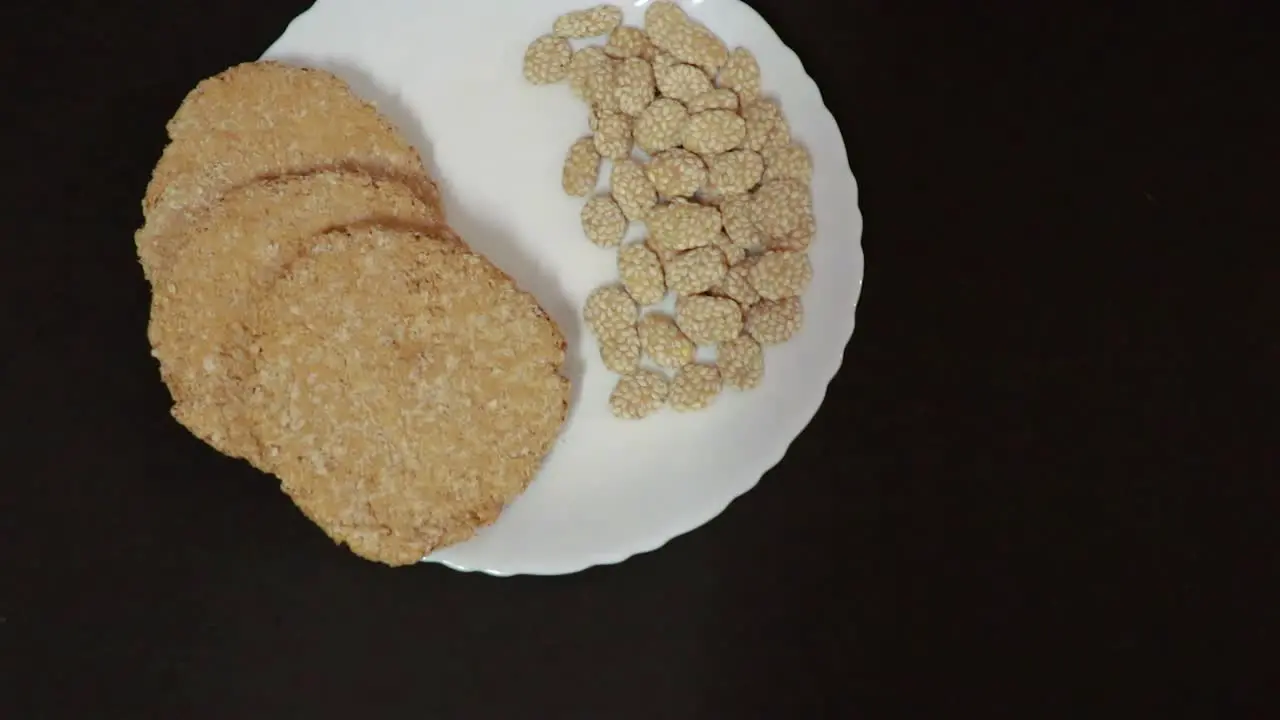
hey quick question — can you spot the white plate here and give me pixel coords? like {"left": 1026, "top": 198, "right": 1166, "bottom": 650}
{"left": 262, "top": 0, "right": 863, "bottom": 575}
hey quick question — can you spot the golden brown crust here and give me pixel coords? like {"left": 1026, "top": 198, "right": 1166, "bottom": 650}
{"left": 244, "top": 226, "right": 570, "bottom": 565}
{"left": 137, "top": 61, "right": 442, "bottom": 281}
{"left": 147, "top": 170, "right": 457, "bottom": 468}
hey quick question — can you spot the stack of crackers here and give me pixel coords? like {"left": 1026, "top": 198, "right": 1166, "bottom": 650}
{"left": 137, "top": 61, "right": 571, "bottom": 565}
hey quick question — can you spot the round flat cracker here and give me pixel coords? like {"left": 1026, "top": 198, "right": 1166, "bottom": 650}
{"left": 148, "top": 171, "right": 460, "bottom": 467}
{"left": 137, "top": 60, "right": 442, "bottom": 281}
{"left": 245, "top": 226, "right": 570, "bottom": 566}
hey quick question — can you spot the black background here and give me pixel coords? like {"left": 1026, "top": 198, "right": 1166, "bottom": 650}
{"left": 3, "top": 1, "right": 1273, "bottom": 717}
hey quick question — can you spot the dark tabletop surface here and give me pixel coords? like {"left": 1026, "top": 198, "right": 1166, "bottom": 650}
{"left": 4, "top": 1, "right": 1270, "bottom": 716}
